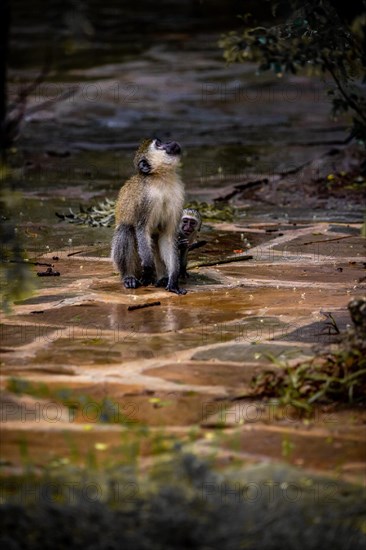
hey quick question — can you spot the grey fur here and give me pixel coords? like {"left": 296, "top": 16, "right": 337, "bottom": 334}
{"left": 111, "top": 224, "right": 141, "bottom": 282}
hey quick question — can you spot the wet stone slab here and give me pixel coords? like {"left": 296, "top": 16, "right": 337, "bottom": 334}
{"left": 192, "top": 342, "right": 313, "bottom": 364}
{"left": 14, "top": 293, "right": 78, "bottom": 306}
{"left": 2, "top": 330, "right": 263, "bottom": 373}
{"left": 272, "top": 234, "right": 365, "bottom": 259}
{"left": 279, "top": 319, "right": 350, "bottom": 344}
{"left": 0, "top": 324, "right": 65, "bottom": 349}
{"left": 13, "top": 300, "right": 248, "bottom": 334}
{"left": 144, "top": 361, "right": 262, "bottom": 390}
{"left": 33, "top": 258, "right": 113, "bottom": 285}
{"left": 1, "top": 379, "right": 228, "bottom": 428}
{"left": 215, "top": 425, "right": 366, "bottom": 473}
{"left": 218, "top": 262, "right": 366, "bottom": 286}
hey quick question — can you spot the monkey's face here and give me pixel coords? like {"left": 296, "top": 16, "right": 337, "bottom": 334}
{"left": 136, "top": 138, "right": 181, "bottom": 175}
{"left": 181, "top": 217, "right": 199, "bottom": 236}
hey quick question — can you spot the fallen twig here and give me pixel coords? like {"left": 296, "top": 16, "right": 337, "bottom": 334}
{"left": 303, "top": 235, "right": 354, "bottom": 245}
{"left": 67, "top": 250, "right": 87, "bottom": 257}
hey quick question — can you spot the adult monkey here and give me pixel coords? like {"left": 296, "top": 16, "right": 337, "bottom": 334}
{"left": 111, "top": 138, "right": 187, "bottom": 295}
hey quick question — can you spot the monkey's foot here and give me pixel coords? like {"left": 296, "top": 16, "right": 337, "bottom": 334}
{"left": 166, "top": 284, "right": 187, "bottom": 295}
{"left": 155, "top": 277, "right": 168, "bottom": 288}
{"left": 123, "top": 276, "right": 141, "bottom": 289}
{"left": 141, "top": 267, "right": 155, "bottom": 286}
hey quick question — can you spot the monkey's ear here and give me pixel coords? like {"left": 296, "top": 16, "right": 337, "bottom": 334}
{"left": 138, "top": 158, "right": 151, "bottom": 175}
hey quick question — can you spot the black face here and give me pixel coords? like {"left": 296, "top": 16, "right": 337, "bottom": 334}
{"left": 181, "top": 217, "right": 198, "bottom": 235}
{"left": 138, "top": 158, "right": 151, "bottom": 175}
{"left": 155, "top": 139, "right": 181, "bottom": 156}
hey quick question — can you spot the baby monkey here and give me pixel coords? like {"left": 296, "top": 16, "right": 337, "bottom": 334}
{"left": 155, "top": 208, "right": 204, "bottom": 288}
{"left": 178, "top": 208, "right": 205, "bottom": 280}
{"left": 111, "top": 138, "right": 186, "bottom": 295}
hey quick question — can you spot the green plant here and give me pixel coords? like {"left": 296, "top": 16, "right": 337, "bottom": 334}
{"left": 251, "top": 327, "right": 366, "bottom": 412}
{"left": 56, "top": 198, "right": 236, "bottom": 226}
{"left": 56, "top": 198, "right": 116, "bottom": 227}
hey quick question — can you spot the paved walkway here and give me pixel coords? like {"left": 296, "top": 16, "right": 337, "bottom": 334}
{"left": 1, "top": 219, "right": 365, "bottom": 485}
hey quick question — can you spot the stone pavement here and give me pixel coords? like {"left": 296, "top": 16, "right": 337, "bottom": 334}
{"left": 1, "top": 219, "right": 365, "bottom": 486}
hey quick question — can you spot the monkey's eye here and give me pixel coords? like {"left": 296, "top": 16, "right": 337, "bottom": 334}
{"left": 155, "top": 139, "right": 162, "bottom": 148}
{"left": 138, "top": 158, "right": 151, "bottom": 175}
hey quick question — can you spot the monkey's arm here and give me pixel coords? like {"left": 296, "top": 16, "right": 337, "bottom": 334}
{"left": 179, "top": 246, "right": 189, "bottom": 280}
{"left": 188, "top": 240, "right": 207, "bottom": 251}
{"left": 179, "top": 240, "right": 207, "bottom": 279}
{"left": 178, "top": 238, "right": 189, "bottom": 250}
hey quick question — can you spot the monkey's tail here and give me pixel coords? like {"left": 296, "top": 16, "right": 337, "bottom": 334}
{"left": 111, "top": 224, "right": 138, "bottom": 277}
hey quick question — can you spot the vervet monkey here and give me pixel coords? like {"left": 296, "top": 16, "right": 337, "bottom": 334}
{"left": 111, "top": 138, "right": 186, "bottom": 295}
{"left": 155, "top": 208, "right": 205, "bottom": 287}
{"left": 178, "top": 208, "right": 203, "bottom": 279}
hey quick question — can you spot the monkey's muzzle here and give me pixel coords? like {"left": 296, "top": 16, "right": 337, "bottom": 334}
{"left": 161, "top": 141, "right": 181, "bottom": 156}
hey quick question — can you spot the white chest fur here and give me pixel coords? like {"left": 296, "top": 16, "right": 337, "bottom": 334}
{"left": 146, "top": 177, "right": 184, "bottom": 232}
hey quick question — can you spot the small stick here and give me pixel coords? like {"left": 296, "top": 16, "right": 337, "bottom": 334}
{"left": 128, "top": 301, "right": 161, "bottom": 311}
{"left": 67, "top": 250, "right": 86, "bottom": 257}
{"left": 303, "top": 235, "right": 354, "bottom": 245}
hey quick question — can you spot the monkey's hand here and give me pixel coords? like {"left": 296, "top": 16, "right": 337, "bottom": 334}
{"left": 177, "top": 238, "right": 189, "bottom": 250}
{"left": 141, "top": 266, "right": 155, "bottom": 286}
{"left": 188, "top": 240, "right": 207, "bottom": 251}
{"left": 123, "top": 276, "right": 141, "bottom": 289}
